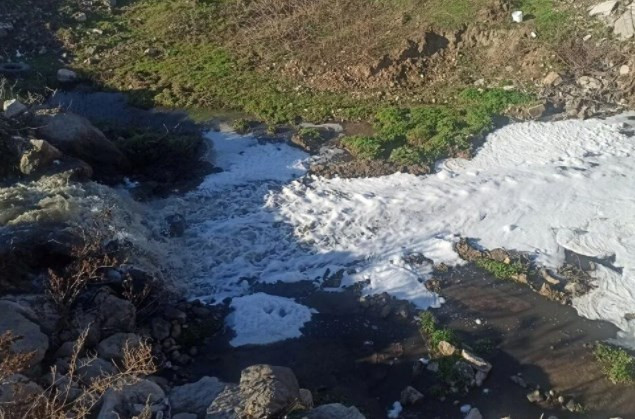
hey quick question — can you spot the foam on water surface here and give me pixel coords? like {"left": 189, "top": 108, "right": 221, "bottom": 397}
{"left": 163, "top": 117, "right": 635, "bottom": 347}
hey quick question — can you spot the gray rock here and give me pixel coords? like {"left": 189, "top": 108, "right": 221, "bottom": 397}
{"left": 55, "top": 341, "right": 76, "bottom": 358}
{"left": 97, "top": 333, "right": 142, "bottom": 360}
{"left": 3, "top": 99, "right": 27, "bottom": 118}
{"left": 77, "top": 357, "right": 116, "bottom": 385}
{"left": 299, "top": 388, "right": 313, "bottom": 409}
{"left": 0, "top": 374, "right": 43, "bottom": 404}
{"left": 97, "top": 379, "right": 166, "bottom": 419}
{"left": 19, "top": 139, "right": 62, "bottom": 175}
{"left": 57, "top": 68, "right": 78, "bottom": 83}
{"left": 0, "top": 301, "right": 49, "bottom": 367}
{"left": 170, "top": 376, "right": 226, "bottom": 415}
{"left": 465, "top": 408, "right": 483, "bottom": 419}
{"left": 151, "top": 317, "right": 171, "bottom": 341}
{"left": 207, "top": 384, "right": 242, "bottom": 419}
{"left": 461, "top": 349, "right": 492, "bottom": 373}
{"left": 526, "top": 389, "right": 544, "bottom": 403}
{"left": 304, "top": 403, "right": 366, "bottom": 419}
{"left": 577, "top": 76, "right": 602, "bottom": 90}
{"left": 614, "top": 5, "right": 635, "bottom": 39}
{"left": 588, "top": 1, "right": 618, "bottom": 16}
{"left": 400, "top": 386, "right": 423, "bottom": 406}
{"left": 240, "top": 364, "right": 300, "bottom": 418}
{"left": 36, "top": 111, "right": 129, "bottom": 176}
{"left": 95, "top": 290, "right": 136, "bottom": 333}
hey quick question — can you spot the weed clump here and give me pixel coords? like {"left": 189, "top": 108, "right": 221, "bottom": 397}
{"left": 418, "top": 311, "right": 457, "bottom": 349}
{"left": 475, "top": 259, "right": 526, "bottom": 280}
{"left": 594, "top": 343, "right": 635, "bottom": 384}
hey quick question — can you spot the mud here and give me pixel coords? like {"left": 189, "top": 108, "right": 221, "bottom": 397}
{"left": 186, "top": 264, "right": 635, "bottom": 418}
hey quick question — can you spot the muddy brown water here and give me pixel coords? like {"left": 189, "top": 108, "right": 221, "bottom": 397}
{"left": 185, "top": 265, "right": 635, "bottom": 419}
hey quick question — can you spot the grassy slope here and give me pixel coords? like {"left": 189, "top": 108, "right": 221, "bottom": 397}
{"left": 50, "top": 0, "right": 612, "bottom": 165}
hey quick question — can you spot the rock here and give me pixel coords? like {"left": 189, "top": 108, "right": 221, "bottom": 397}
{"left": 0, "top": 301, "right": 49, "bottom": 367}
{"left": 55, "top": 341, "right": 76, "bottom": 358}
{"left": 19, "top": 139, "right": 63, "bottom": 175}
{"left": 619, "top": 65, "right": 630, "bottom": 75}
{"left": 588, "top": 1, "right": 618, "bottom": 17}
{"left": 166, "top": 214, "right": 187, "bottom": 237}
{"left": 0, "top": 374, "right": 43, "bottom": 404}
{"left": 438, "top": 340, "right": 457, "bottom": 356}
{"left": 299, "top": 388, "right": 313, "bottom": 409}
{"left": 461, "top": 349, "right": 492, "bottom": 373}
{"left": 465, "top": 408, "right": 483, "bottom": 419}
{"left": 542, "top": 71, "right": 563, "bottom": 87}
{"left": 564, "top": 281, "right": 585, "bottom": 296}
{"left": 151, "top": 318, "right": 171, "bottom": 341}
{"left": 540, "top": 268, "right": 560, "bottom": 285}
{"left": 95, "top": 290, "right": 136, "bottom": 333}
{"left": 97, "top": 333, "right": 142, "bottom": 360}
{"left": 526, "top": 389, "right": 544, "bottom": 403}
{"left": 475, "top": 370, "right": 488, "bottom": 386}
{"left": 455, "top": 239, "right": 483, "bottom": 261}
{"left": 3, "top": 99, "right": 27, "bottom": 118}
{"left": 36, "top": 111, "right": 129, "bottom": 177}
{"left": 577, "top": 76, "right": 602, "bottom": 90}
{"left": 57, "top": 68, "right": 78, "bottom": 83}
{"left": 73, "top": 12, "right": 87, "bottom": 22}
{"left": 164, "top": 307, "right": 187, "bottom": 322}
{"left": 97, "top": 379, "right": 167, "bottom": 419}
{"left": 526, "top": 103, "right": 546, "bottom": 119}
{"left": 509, "top": 374, "right": 527, "bottom": 388}
{"left": 240, "top": 364, "right": 300, "bottom": 418}
{"left": 170, "top": 376, "right": 226, "bottom": 416}
{"left": 614, "top": 6, "right": 635, "bottom": 40}
{"left": 400, "top": 386, "right": 424, "bottom": 406}
{"left": 304, "top": 403, "right": 366, "bottom": 419}
{"left": 77, "top": 357, "right": 116, "bottom": 385}
{"left": 207, "top": 383, "right": 242, "bottom": 418}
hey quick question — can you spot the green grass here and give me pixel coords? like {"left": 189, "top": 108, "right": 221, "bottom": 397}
{"left": 475, "top": 259, "right": 526, "bottom": 280}
{"left": 594, "top": 343, "right": 635, "bottom": 384}
{"left": 514, "top": 0, "right": 570, "bottom": 42}
{"left": 339, "top": 88, "right": 533, "bottom": 165}
{"left": 418, "top": 311, "right": 457, "bottom": 349}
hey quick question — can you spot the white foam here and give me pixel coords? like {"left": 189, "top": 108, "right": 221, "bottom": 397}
{"left": 226, "top": 293, "right": 315, "bottom": 346}
{"left": 160, "top": 116, "right": 635, "bottom": 347}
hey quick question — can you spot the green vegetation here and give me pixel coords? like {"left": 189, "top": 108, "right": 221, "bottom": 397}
{"left": 296, "top": 127, "right": 322, "bottom": 142}
{"left": 594, "top": 343, "right": 635, "bottom": 384}
{"left": 419, "top": 311, "right": 457, "bottom": 349}
{"left": 475, "top": 259, "right": 526, "bottom": 280}
{"left": 514, "top": 0, "right": 570, "bottom": 42}
{"left": 339, "top": 88, "right": 533, "bottom": 165}
{"left": 232, "top": 118, "right": 251, "bottom": 134}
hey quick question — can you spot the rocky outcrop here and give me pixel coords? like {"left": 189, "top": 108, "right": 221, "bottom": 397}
{"left": 35, "top": 111, "right": 129, "bottom": 178}
{"left": 96, "top": 379, "right": 168, "bottom": 419}
{"left": 240, "top": 364, "right": 301, "bottom": 418}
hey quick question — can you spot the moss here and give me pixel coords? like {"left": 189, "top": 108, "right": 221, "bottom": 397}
{"left": 341, "top": 135, "right": 390, "bottom": 160}
{"left": 594, "top": 343, "right": 635, "bottom": 384}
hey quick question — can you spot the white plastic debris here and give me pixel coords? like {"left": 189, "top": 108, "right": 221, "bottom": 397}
{"left": 512, "top": 11, "right": 524, "bottom": 23}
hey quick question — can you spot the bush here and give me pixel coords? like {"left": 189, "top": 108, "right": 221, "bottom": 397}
{"left": 389, "top": 146, "right": 421, "bottom": 166}
{"left": 232, "top": 118, "right": 251, "bottom": 134}
{"left": 594, "top": 343, "right": 635, "bottom": 384}
{"left": 418, "top": 312, "right": 457, "bottom": 349}
{"left": 341, "top": 135, "right": 387, "bottom": 160}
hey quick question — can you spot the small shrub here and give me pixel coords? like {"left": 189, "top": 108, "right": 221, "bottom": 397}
{"left": 475, "top": 259, "right": 526, "bottom": 280}
{"left": 389, "top": 146, "right": 421, "bottom": 166}
{"left": 418, "top": 312, "right": 457, "bottom": 349}
{"left": 232, "top": 118, "right": 251, "bottom": 134}
{"left": 297, "top": 127, "right": 322, "bottom": 141}
{"left": 341, "top": 135, "right": 387, "bottom": 160}
{"left": 594, "top": 343, "right": 635, "bottom": 384}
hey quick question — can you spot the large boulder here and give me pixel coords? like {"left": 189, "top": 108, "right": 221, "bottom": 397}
{"left": 0, "top": 301, "right": 49, "bottom": 368}
{"left": 94, "top": 290, "right": 136, "bottom": 334}
{"left": 96, "top": 379, "right": 167, "bottom": 419}
{"left": 207, "top": 384, "right": 241, "bottom": 419}
{"left": 169, "top": 376, "right": 226, "bottom": 416}
{"left": 19, "top": 139, "right": 62, "bottom": 175}
{"left": 0, "top": 374, "right": 43, "bottom": 404}
{"left": 35, "top": 111, "right": 129, "bottom": 177}
{"left": 77, "top": 357, "right": 116, "bottom": 385}
{"left": 97, "top": 333, "right": 142, "bottom": 361}
{"left": 239, "top": 364, "right": 301, "bottom": 418}
{"left": 304, "top": 403, "right": 366, "bottom": 419}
